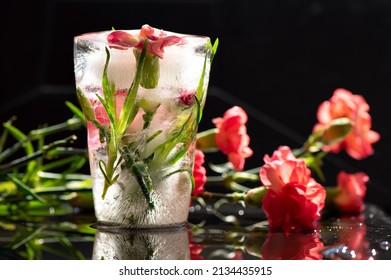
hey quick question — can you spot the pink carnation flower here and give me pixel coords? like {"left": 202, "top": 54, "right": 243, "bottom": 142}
{"left": 107, "top": 24, "right": 183, "bottom": 59}
{"left": 260, "top": 146, "right": 326, "bottom": 233}
{"left": 212, "top": 106, "right": 253, "bottom": 171}
{"left": 334, "top": 171, "right": 368, "bottom": 214}
{"left": 192, "top": 149, "right": 207, "bottom": 197}
{"left": 313, "top": 88, "right": 380, "bottom": 160}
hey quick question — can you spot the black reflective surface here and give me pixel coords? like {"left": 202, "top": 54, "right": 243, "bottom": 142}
{"left": 1, "top": 203, "right": 390, "bottom": 260}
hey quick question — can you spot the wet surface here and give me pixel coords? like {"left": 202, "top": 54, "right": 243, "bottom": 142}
{"left": 1, "top": 203, "right": 390, "bottom": 260}
{"left": 187, "top": 203, "right": 391, "bottom": 260}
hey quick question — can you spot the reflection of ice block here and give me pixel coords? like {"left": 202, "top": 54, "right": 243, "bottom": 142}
{"left": 92, "top": 227, "right": 190, "bottom": 260}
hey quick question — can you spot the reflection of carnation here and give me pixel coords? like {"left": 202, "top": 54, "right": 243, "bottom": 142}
{"left": 260, "top": 146, "right": 326, "bottom": 233}
{"left": 334, "top": 171, "right": 368, "bottom": 214}
{"left": 337, "top": 216, "right": 371, "bottom": 260}
{"left": 212, "top": 106, "right": 253, "bottom": 171}
{"left": 189, "top": 243, "right": 204, "bottom": 260}
{"left": 313, "top": 88, "right": 380, "bottom": 160}
{"left": 261, "top": 231, "right": 324, "bottom": 260}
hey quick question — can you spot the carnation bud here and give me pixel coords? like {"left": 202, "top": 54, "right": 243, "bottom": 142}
{"left": 320, "top": 117, "right": 353, "bottom": 146}
{"left": 308, "top": 117, "right": 353, "bottom": 153}
{"left": 139, "top": 98, "right": 160, "bottom": 114}
{"left": 244, "top": 186, "right": 268, "bottom": 207}
{"left": 196, "top": 128, "right": 219, "bottom": 152}
{"left": 76, "top": 88, "right": 96, "bottom": 123}
{"left": 134, "top": 48, "right": 160, "bottom": 89}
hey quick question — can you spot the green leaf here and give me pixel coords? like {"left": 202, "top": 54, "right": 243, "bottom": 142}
{"left": 153, "top": 107, "right": 197, "bottom": 164}
{"left": 166, "top": 144, "right": 188, "bottom": 166}
{"left": 160, "top": 168, "right": 194, "bottom": 192}
{"left": 146, "top": 130, "right": 162, "bottom": 143}
{"left": 117, "top": 41, "right": 148, "bottom": 137}
{"left": 65, "top": 101, "right": 85, "bottom": 122}
{"left": 3, "top": 122, "right": 36, "bottom": 174}
{"left": 102, "top": 47, "right": 117, "bottom": 123}
{"left": 3, "top": 123, "right": 34, "bottom": 155}
{"left": 211, "top": 38, "right": 219, "bottom": 62}
{"left": 98, "top": 160, "right": 110, "bottom": 185}
{"left": 0, "top": 118, "right": 15, "bottom": 153}
{"left": 7, "top": 175, "right": 47, "bottom": 203}
{"left": 117, "top": 46, "right": 147, "bottom": 137}
{"left": 194, "top": 95, "right": 203, "bottom": 124}
{"left": 193, "top": 38, "right": 217, "bottom": 125}
{"left": 96, "top": 94, "right": 116, "bottom": 130}
{"left": 57, "top": 236, "right": 86, "bottom": 260}
{"left": 7, "top": 225, "right": 46, "bottom": 250}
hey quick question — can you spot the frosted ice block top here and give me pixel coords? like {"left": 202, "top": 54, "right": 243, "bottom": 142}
{"left": 74, "top": 25, "right": 211, "bottom": 97}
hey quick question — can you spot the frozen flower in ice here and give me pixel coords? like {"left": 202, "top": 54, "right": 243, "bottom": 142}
{"left": 107, "top": 24, "right": 183, "bottom": 59}
{"left": 108, "top": 25, "right": 184, "bottom": 89}
{"left": 91, "top": 89, "right": 127, "bottom": 125}
{"left": 107, "top": 30, "right": 139, "bottom": 50}
{"left": 178, "top": 89, "right": 196, "bottom": 107}
{"left": 212, "top": 106, "right": 253, "bottom": 171}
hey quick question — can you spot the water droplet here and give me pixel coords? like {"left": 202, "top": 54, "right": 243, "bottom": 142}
{"left": 380, "top": 241, "right": 390, "bottom": 250}
{"left": 36, "top": 238, "right": 45, "bottom": 245}
{"left": 321, "top": 245, "right": 350, "bottom": 259}
{"left": 349, "top": 250, "right": 357, "bottom": 259}
{"left": 370, "top": 249, "right": 377, "bottom": 257}
{"left": 49, "top": 207, "right": 55, "bottom": 215}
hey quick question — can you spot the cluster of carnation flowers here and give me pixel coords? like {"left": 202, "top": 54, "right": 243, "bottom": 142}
{"left": 191, "top": 88, "right": 380, "bottom": 234}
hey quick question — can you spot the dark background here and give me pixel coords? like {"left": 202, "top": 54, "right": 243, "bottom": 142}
{"left": 3, "top": 0, "right": 391, "bottom": 213}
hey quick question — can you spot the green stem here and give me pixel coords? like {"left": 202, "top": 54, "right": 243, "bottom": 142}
{"left": 242, "top": 166, "right": 261, "bottom": 174}
{"left": 120, "top": 146, "right": 154, "bottom": 208}
{"left": 1, "top": 185, "right": 92, "bottom": 203}
{"left": 28, "top": 118, "right": 83, "bottom": 140}
{"left": 325, "top": 186, "right": 341, "bottom": 205}
{"left": 232, "top": 172, "right": 259, "bottom": 182}
{"left": 198, "top": 191, "right": 246, "bottom": 203}
{"left": 101, "top": 138, "right": 118, "bottom": 199}
{"left": 205, "top": 175, "right": 227, "bottom": 186}
{"left": 0, "top": 136, "right": 77, "bottom": 174}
